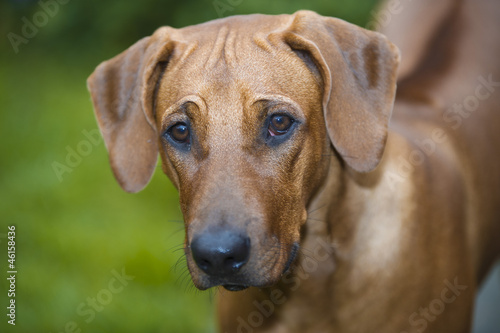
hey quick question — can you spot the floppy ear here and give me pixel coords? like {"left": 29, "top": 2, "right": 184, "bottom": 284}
{"left": 274, "top": 10, "right": 400, "bottom": 172}
{"left": 87, "top": 27, "right": 174, "bottom": 192}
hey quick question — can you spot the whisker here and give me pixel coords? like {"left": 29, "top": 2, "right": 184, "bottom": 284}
{"left": 306, "top": 217, "right": 325, "bottom": 222}
{"left": 171, "top": 255, "right": 187, "bottom": 274}
{"left": 307, "top": 203, "right": 327, "bottom": 215}
{"left": 173, "top": 247, "right": 186, "bottom": 253}
{"left": 163, "top": 227, "right": 184, "bottom": 241}
{"left": 164, "top": 242, "right": 184, "bottom": 254}
{"left": 168, "top": 219, "right": 185, "bottom": 224}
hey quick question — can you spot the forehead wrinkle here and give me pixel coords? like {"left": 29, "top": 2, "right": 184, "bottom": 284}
{"left": 178, "top": 41, "right": 199, "bottom": 65}
{"left": 205, "top": 25, "right": 230, "bottom": 70}
{"left": 165, "top": 40, "right": 199, "bottom": 76}
{"left": 252, "top": 32, "right": 276, "bottom": 55}
{"left": 224, "top": 29, "right": 238, "bottom": 67}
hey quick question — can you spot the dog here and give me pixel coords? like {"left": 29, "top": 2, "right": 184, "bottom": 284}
{"left": 88, "top": 1, "right": 500, "bottom": 331}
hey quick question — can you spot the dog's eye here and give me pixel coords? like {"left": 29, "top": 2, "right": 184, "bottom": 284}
{"left": 268, "top": 114, "right": 294, "bottom": 136}
{"left": 167, "top": 122, "right": 190, "bottom": 143}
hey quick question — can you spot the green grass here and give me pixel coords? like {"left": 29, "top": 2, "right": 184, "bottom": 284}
{"left": 0, "top": 56, "right": 216, "bottom": 333}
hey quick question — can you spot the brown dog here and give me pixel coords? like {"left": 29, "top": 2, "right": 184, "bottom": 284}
{"left": 88, "top": 2, "right": 500, "bottom": 332}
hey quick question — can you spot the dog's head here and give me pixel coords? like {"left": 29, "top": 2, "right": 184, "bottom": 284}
{"left": 88, "top": 11, "right": 399, "bottom": 291}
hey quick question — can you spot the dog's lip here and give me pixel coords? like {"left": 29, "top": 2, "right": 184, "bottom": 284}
{"left": 191, "top": 242, "right": 300, "bottom": 290}
{"left": 282, "top": 242, "right": 300, "bottom": 275}
{"left": 223, "top": 284, "right": 249, "bottom": 291}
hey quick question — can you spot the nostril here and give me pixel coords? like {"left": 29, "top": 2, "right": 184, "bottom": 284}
{"left": 199, "top": 259, "right": 211, "bottom": 272}
{"left": 225, "top": 237, "right": 250, "bottom": 270}
{"left": 224, "top": 256, "right": 240, "bottom": 272}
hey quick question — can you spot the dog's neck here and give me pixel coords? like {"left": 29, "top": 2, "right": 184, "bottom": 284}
{"left": 300, "top": 136, "right": 414, "bottom": 278}
{"left": 265, "top": 140, "right": 414, "bottom": 330}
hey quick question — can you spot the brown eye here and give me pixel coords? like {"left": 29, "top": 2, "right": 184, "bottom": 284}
{"left": 268, "top": 114, "right": 293, "bottom": 136}
{"left": 168, "top": 122, "right": 190, "bottom": 143}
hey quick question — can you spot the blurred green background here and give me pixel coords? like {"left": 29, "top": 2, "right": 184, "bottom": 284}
{"left": 0, "top": 0, "right": 379, "bottom": 332}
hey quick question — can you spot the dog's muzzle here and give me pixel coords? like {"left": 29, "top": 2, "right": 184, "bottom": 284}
{"left": 190, "top": 229, "right": 251, "bottom": 291}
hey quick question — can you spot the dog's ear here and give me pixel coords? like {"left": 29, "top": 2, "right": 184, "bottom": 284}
{"left": 274, "top": 11, "right": 400, "bottom": 172}
{"left": 87, "top": 27, "right": 174, "bottom": 192}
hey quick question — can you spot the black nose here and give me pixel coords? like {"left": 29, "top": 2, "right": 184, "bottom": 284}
{"left": 190, "top": 230, "right": 250, "bottom": 277}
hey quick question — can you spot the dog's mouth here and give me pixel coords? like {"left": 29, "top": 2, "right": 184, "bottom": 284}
{"left": 187, "top": 236, "right": 301, "bottom": 291}
{"left": 223, "top": 284, "right": 248, "bottom": 291}
{"left": 282, "top": 242, "right": 299, "bottom": 274}
{"left": 209, "top": 243, "right": 300, "bottom": 292}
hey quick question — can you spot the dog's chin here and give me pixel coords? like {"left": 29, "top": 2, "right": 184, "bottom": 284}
{"left": 190, "top": 275, "right": 258, "bottom": 291}
{"left": 188, "top": 270, "right": 250, "bottom": 291}
{"left": 222, "top": 284, "right": 249, "bottom": 292}
{"left": 188, "top": 264, "right": 286, "bottom": 291}
{"left": 192, "top": 277, "right": 279, "bottom": 292}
